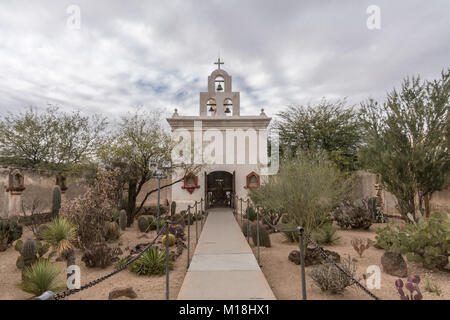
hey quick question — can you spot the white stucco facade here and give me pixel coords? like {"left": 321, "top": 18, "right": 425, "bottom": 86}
{"left": 166, "top": 61, "right": 271, "bottom": 211}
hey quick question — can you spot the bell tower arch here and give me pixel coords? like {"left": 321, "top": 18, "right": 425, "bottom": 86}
{"left": 200, "top": 58, "right": 240, "bottom": 116}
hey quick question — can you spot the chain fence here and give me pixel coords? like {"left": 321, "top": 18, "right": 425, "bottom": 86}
{"left": 234, "top": 195, "right": 381, "bottom": 301}
{"left": 36, "top": 198, "right": 206, "bottom": 300}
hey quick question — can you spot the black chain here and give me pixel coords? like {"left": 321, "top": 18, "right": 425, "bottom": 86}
{"left": 54, "top": 223, "right": 168, "bottom": 300}
{"left": 239, "top": 197, "right": 381, "bottom": 301}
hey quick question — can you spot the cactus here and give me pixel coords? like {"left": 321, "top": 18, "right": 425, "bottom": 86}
{"left": 15, "top": 239, "right": 23, "bottom": 252}
{"left": 250, "top": 222, "right": 271, "bottom": 248}
{"left": 105, "top": 222, "right": 120, "bottom": 241}
{"left": 0, "top": 218, "right": 23, "bottom": 251}
{"left": 36, "top": 224, "right": 49, "bottom": 241}
{"left": 245, "top": 206, "right": 257, "bottom": 221}
{"left": 111, "top": 208, "right": 120, "bottom": 223}
{"left": 119, "top": 210, "right": 127, "bottom": 231}
{"left": 162, "top": 234, "right": 176, "bottom": 247}
{"left": 51, "top": 185, "right": 62, "bottom": 219}
{"left": 170, "top": 201, "right": 176, "bottom": 216}
{"left": 138, "top": 216, "right": 149, "bottom": 232}
{"left": 171, "top": 214, "right": 185, "bottom": 227}
{"left": 36, "top": 240, "right": 50, "bottom": 258}
{"left": 22, "top": 239, "right": 37, "bottom": 268}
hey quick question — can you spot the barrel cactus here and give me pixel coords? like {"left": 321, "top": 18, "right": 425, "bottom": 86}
{"left": 250, "top": 223, "right": 271, "bottom": 248}
{"left": 162, "top": 234, "right": 176, "bottom": 247}
{"left": 119, "top": 210, "right": 127, "bottom": 231}
{"left": 22, "top": 239, "right": 37, "bottom": 267}
{"left": 138, "top": 216, "right": 149, "bottom": 232}
{"left": 104, "top": 222, "right": 120, "bottom": 241}
{"left": 51, "top": 185, "right": 62, "bottom": 219}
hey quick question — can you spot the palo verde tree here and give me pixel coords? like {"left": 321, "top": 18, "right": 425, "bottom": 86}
{"left": 97, "top": 110, "right": 199, "bottom": 225}
{"left": 275, "top": 99, "right": 362, "bottom": 171}
{"left": 0, "top": 105, "right": 107, "bottom": 174}
{"left": 360, "top": 69, "right": 449, "bottom": 221}
{"left": 249, "top": 150, "right": 353, "bottom": 249}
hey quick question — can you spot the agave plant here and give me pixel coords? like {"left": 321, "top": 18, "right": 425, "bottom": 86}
{"left": 18, "top": 259, "right": 65, "bottom": 296}
{"left": 130, "top": 247, "right": 173, "bottom": 276}
{"left": 40, "top": 217, "right": 76, "bottom": 257}
{"left": 395, "top": 276, "right": 423, "bottom": 300}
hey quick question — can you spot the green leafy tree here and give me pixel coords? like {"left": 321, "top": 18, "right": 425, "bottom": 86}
{"left": 0, "top": 105, "right": 107, "bottom": 173}
{"left": 97, "top": 110, "right": 199, "bottom": 225}
{"left": 275, "top": 99, "right": 362, "bottom": 171}
{"left": 249, "top": 150, "right": 353, "bottom": 249}
{"left": 360, "top": 69, "right": 449, "bottom": 221}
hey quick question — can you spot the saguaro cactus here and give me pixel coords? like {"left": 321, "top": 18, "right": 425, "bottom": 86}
{"left": 51, "top": 185, "right": 62, "bottom": 219}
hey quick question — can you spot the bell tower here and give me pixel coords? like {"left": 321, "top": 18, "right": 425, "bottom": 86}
{"left": 199, "top": 58, "right": 240, "bottom": 116}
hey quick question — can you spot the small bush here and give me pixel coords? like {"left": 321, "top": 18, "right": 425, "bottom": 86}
{"left": 375, "top": 212, "right": 449, "bottom": 270}
{"left": 424, "top": 279, "right": 441, "bottom": 296}
{"left": 312, "top": 221, "right": 340, "bottom": 245}
{"left": 130, "top": 247, "right": 173, "bottom": 276}
{"left": 81, "top": 243, "right": 121, "bottom": 268}
{"left": 18, "top": 259, "right": 65, "bottom": 296}
{"left": 309, "top": 256, "right": 357, "bottom": 293}
{"left": 332, "top": 199, "right": 372, "bottom": 230}
{"left": 40, "top": 217, "right": 76, "bottom": 256}
{"left": 0, "top": 218, "right": 23, "bottom": 251}
{"left": 279, "top": 223, "right": 299, "bottom": 243}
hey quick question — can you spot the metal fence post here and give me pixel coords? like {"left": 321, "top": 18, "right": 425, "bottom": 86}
{"left": 200, "top": 198, "right": 204, "bottom": 230}
{"left": 195, "top": 201, "right": 198, "bottom": 243}
{"left": 256, "top": 207, "right": 260, "bottom": 266}
{"left": 187, "top": 206, "right": 191, "bottom": 269}
{"left": 298, "top": 226, "right": 307, "bottom": 300}
{"left": 240, "top": 198, "right": 243, "bottom": 226}
{"left": 246, "top": 199, "right": 250, "bottom": 243}
{"left": 165, "top": 221, "right": 170, "bottom": 300}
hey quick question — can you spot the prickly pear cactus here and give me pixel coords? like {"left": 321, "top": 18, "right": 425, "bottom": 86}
{"left": 22, "top": 238, "right": 37, "bottom": 267}
{"left": 119, "top": 210, "right": 127, "bottom": 231}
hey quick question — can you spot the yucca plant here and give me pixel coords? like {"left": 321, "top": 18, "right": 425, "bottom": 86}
{"left": 40, "top": 217, "right": 76, "bottom": 257}
{"left": 130, "top": 247, "right": 173, "bottom": 276}
{"left": 18, "top": 259, "right": 65, "bottom": 296}
{"left": 312, "top": 221, "right": 340, "bottom": 245}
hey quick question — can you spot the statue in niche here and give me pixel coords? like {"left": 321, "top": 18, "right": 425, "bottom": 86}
{"left": 6, "top": 169, "right": 25, "bottom": 193}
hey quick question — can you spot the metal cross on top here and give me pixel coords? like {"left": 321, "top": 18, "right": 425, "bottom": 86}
{"left": 214, "top": 57, "right": 224, "bottom": 70}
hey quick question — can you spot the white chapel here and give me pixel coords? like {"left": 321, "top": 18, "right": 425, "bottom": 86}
{"left": 167, "top": 59, "right": 272, "bottom": 210}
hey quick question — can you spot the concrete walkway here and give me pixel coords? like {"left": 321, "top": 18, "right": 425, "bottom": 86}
{"left": 177, "top": 208, "right": 276, "bottom": 300}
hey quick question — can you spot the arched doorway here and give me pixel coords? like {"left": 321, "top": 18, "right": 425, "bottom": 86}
{"left": 206, "top": 171, "right": 235, "bottom": 208}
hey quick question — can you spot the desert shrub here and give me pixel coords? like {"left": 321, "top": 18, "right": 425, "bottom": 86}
{"left": 170, "top": 214, "right": 185, "bottom": 227}
{"left": 61, "top": 169, "right": 120, "bottom": 249}
{"left": 249, "top": 151, "right": 352, "bottom": 250}
{"left": 351, "top": 238, "right": 372, "bottom": 258}
{"left": 81, "top": 243, "right": 122, "bottom": 268}
{"left": 18, "top": 259, "right": 65, "bottom": 296}
{"left": 424, "top": 279, "right": 441, "bottom": 296}
{"left": 0, "top": 218, "right": 23, "bottom": 251}
{"left": 279, "top": 223, "right": 299, "bottom": 243}
{"left": 242, "top": 219, "right": 251, "bottom": 237}
{"left": 309, "top": 256, "right": 357, "bottom": 293}
{"left": 312, "top": 221, "right": 340, "bottom": 245}
{"left": 40, "top": 217, "right": 76, "bottom": 256}
{"left": 183, "top": 212, "right": 195, "bottom": 225}
{"left": 168, "top": 224, "right": 185, "bottom": 240}
{"left": 375, "top": 212, "right": 449, "bottom": 270}
{"left": 332, "top": 199, "right": 372, "bottom": 230}
{"left": 130, "top": 247, "right": 173, "bottom": 276}
{"left": 250, "top": 223, "right": 271, "bottom": 248}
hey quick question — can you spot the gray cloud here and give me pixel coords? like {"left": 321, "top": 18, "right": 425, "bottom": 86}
{"left": 0, "top": 0, "right": 448, "bottom": 121}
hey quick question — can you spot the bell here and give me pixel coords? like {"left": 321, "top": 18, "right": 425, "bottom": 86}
{"left": 224, "top": 107, "right": 231, "bottom": 114}
{"left": 216, "top": 83, "right": 223, "bottom": 91}
{"left": 208, "top": 106, "right": 215, "bottom": 112}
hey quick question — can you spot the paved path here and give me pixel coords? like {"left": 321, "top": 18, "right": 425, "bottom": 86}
{"left": 177, "top": 208, "right": 276, "bottom": 300}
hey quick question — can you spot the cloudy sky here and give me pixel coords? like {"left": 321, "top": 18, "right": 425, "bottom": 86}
{"left": 0, "top": 0, "right": 448, "bottom": 121}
